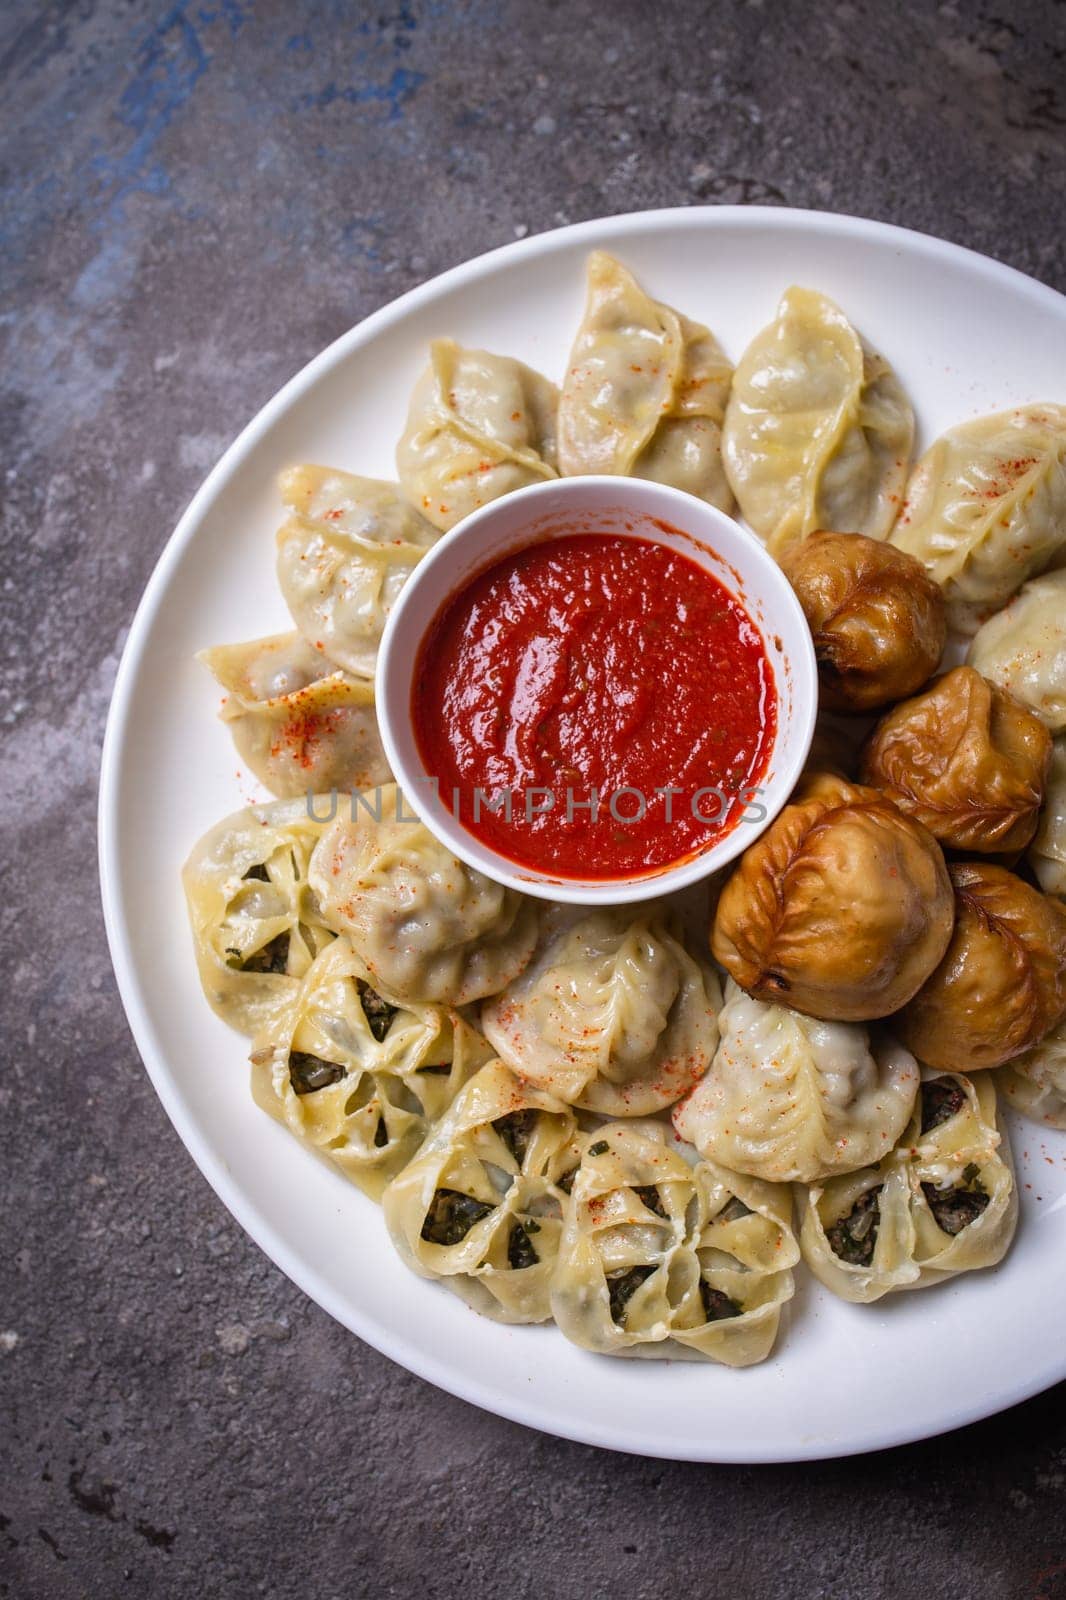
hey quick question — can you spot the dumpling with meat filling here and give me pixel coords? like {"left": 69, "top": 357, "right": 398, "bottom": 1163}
{"left": 480, "top": 907, "right": 722, "bottom": 1116}
{"left": 890, "top": 404, "right": 1066, "bottom": 634}
{"left": 396, "top": 339, "right": 558, "bottom": 531}
{"left": 798, "top": 1072, "right": 1016, "bottom": 1301}
{"left": 557, "top": 251, "right": 734, "bottom": 508}
{"left": 249, "top": 938, "right": 494, "bottom": 1199}
{"left": 276, "top": 466, "right": 439, "bottom": 678}
{"left": 673, "top": 980, "right": 919, "bottom": 1184}
{"left": 860, "top": 666, "right": 1051, "bottom": 854}
{"left": 309, "top": 785, "right": 537, "bottom": 1006}
{"left": 967, "top": 570, "right": 1066, "bottom": 733}
{"left": 200, "top": 631, "right": 391, "bottom": 798}
{"left": 997, "top": 1016, "right": 1066, "bottom": 1130}
{"left": 722, "top": 286, "right": 914, "bottom": 557}
{"left": 182, "top": 797, "right": 337, "bottom": 1036}
{"left": 550, "top": 1122, "right": 797, "bottom": 1365}
{"left": 382, "top": 1059, "right": 581, "bottom": 1323}
{"left": 896, "top": 863, "right": 1066, "bottom": 1072}
{"left": 1030, "top": 737, "right": 1066, "bottom": 897}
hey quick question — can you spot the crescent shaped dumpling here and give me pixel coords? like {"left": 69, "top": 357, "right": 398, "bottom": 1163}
{"left": 182, "top": 797, "right": 338, "bottom": 1036}
{"left": 967, "top": 570, "right": 1066, "bottom": 733}
{"left": 1029, "top": 737, "right": 1066, "bottom": 898}
{"left": 672, "top": 980, "right": 919, "bottom": 1184}
{"left": 382, "top": 1059, "right": 581, "bottom": 1324}
{"left": 480, "top": 908, "right": 722, "bottom": 1116}
{"left": 396, "top": 339, "right": 558, "bottom": 532}
{"left": 308, "top": 785, "right": 538, "bottom": 1006}
{"left": 722, "top": 286, "right": 914, "bottom": 558}
{"left": 557, "top": 251, "right": 734, "bottom": 508}
{"left": 199, "top": 630, "right": 391, "bottom": 799}
{"left": 549, "top": 1122, "right": 797, "bottom": 1365}
{"left": 890, "top": 404, "right": 1066, "bottom": 634}
{"left": 249, "top": 938, "right": 494, "bottom": 1199}
{"left": 798, "top": 1072, "right": 1017, "bottom": 1302}
{"left": 276, "top": 466, "right": 438, "bottom": 679}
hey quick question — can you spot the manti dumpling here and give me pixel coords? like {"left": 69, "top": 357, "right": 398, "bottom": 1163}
{"left": 309, "top": 785, "right": 538, "bottom": 1006}
{"left": 998, "top": 1016, "right": 1066, "bottom": 1130}
{"left": 249, "top": 938, "right": 494, "bottom": 1199}
{"left": 182, "top": 797, "right": 337, "bottom": 1036}
{"left": 890, "top": 404, "right": 1066, "bottom": 634}
{"left": 480, "top": 908, "right": 722, "bottom": 1116}
{"left": 859, "top": 666, "right": 1051, "bottom": 854}
{"left": 722, "top": 286, "right": 914, "bottom": 558}
{"left": 396, "top": 339, "right": 558, "bottom": 532}
{"left": 276, "top": 465, "right": 439, "bottom": 678}
{"left": 557, "top": 251, "right": 733, "bottom": 508}
{"left": 550, "top": 1123, "right": 797, "bottom": 1365}
{"left": 798, "top": 1072, "right": 1017, "bottom": 1302}
{"left": 672, "top": 981, "right": 919, "bottom": 1184}
{"left": 382, "top": 1060, "right": 581, "bottom": 1323}
{"left": 1030, "top": 737, "right": 1066, "bottom": 897}
{"left": 200, "top": 631, "right": 391, "bottom": 798}
{"left": 967, "top": 570, "right": 1066, "bottom": 733}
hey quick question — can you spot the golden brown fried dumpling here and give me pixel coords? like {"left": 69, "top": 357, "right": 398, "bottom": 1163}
{"left": 896, "top": 862, "right": 1066, "bottom": 1072}
{"left": 781, "top": 531, "right": 945, "bottom": 713}
{"left": 1029, "top": 737, "right": 1066, "bottom": 898}
{"left": 711, "top": 773, "right": 954, "bottom": 1021}
{"left": 860, "top": 666, "right": 1051, "bottom": 854}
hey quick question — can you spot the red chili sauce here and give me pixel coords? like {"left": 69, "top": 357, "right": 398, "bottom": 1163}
{"left": 412, "top": 532, "right": 777, "bottom": 880}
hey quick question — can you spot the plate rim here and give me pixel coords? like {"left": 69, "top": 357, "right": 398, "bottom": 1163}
{"left": 98, "top": 205, "right": 1066, "bottom": 1462}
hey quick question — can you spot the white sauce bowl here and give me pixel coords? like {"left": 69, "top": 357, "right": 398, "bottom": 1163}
{"left": 376, "top": 476, "right": 817, "bottom": 904}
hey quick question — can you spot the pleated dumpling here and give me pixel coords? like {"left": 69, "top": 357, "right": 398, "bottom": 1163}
{"left": 1030, "top": 737, "right": 1066, "bottom": 897}
{"left": 182, "top": 798, "right": 337, "bottom": 1036}
{"left": 199, "top": 631, "right": 390, "bottom": 798}
{"left": 557, "top": 251, "right": 734, "bottom": 508}
{"left": 673, "top": 980, "right": 919, "bottom": 1184}
{"left": 890, "top": 404, "right": 1066, "bottom": 634}
{"left": 396, "top": 339, "right": 558, "bottom": 531}
{"left": 722, "top": 286, "right": 914, "bottom": 557}
{"left": 382, "top": 1059, "right": 581, "bottom": 1323}
{"left": 550, "top": 1123, "right": 797, "bottom": 1365}
{"left": 480, "top": 908, "right": 722, "bottom": 1116}
{"left": 249, "top": 938, "right": 494, "bottom": 1200}
{"left": 998, "top": 1016, "right": 1066, "bottom": 1130}
{"left": 308, "top": 785, "right": 538, "bottom": 1006}
{"left": 276, "top": 466, "right": 438, "bottom": 678}
{"left": 798, "top": 1072, "right": 1017, "bottom": 1302}
{"left": 967, "top": 570, "right": 1066, "bottom": 732}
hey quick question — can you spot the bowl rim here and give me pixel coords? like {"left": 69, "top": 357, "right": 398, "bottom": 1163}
{"left": 375, "top": 474, "right": 818, "bottom": 903}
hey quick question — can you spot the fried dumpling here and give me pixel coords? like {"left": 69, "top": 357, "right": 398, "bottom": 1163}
{"left": 550, "top": 1122, "right": 797, "bottom": 1365}
{"left": 967, "top": 570, "right": 1066, "bottom": 733}
{"left": 396, "top": 339, "right": 558, "bottom": 531}
{"left": 672, "top": 980, "right": 919, "bottom": 1184}
{"left": 557, "top": 251, "right": 733, "bottom": 507}
{"left": 199, "top": 631, "right": 391, "bottom": 799}
{"left": 890, "top": 404, "right": 1066, "bottom": 634}
{"left": 1030, "top": 737, "right": 1066, "bottom": 897}
{"left": 480, "top": 908, "right": 722, "bottom": 1116}
{"left": 308, "top": 785, "right": 538, "bottom": 1006}
{"left": 276, "top": 466, "right": 438, "bottom": 678}
{"left": 722, "top": 286, "right": 914, "bottom": 557}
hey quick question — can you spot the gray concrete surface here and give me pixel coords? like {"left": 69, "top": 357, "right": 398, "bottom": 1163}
{"left": 3, "top": 1, "right": 1066, "bottom": 1595}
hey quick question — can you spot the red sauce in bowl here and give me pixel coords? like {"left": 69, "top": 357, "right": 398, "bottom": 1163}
{"left": 412, "top": 531, "right": 777, "bottom": 880}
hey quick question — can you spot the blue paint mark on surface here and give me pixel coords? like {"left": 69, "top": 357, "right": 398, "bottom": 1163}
{"left": 302, "top": 66, "right": 427, "bottom": 123}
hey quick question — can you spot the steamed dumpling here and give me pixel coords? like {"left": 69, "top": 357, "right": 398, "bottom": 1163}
{"left": 481, "top": 908, "right": 722, "bottom": 1116}
{"left": 249, "top": 938, "right": 494, "bottom": 1199}
{"left": 396, "top": 339, "right": 558, "bottom": 531}
{"left": 199, "top": 631, "right": 390, "bottom": 798}
{"left": 1030, "top": 737, "right": 1066, "bottom": 897}
{"left": 308, "top": 785, "right": 538, "bottom": 1006}
{"left": 557, "top": 251, "right": 734, "bottom": 508}
{"left": 673, "top": 980, "right": 920, "bottom": 1184}
{"left": 550, "top": 1122, "right": 797, "bottom": 1365}
{"left": 722, "top": 286, "right": 914, "bottom": 557}
{"left": 276, "top": 466, "right": 438, "bottom": 678}
{"left": 890, "top": 404, "right": 1066, "bottom": 634}
{"left": 182, "top": 797, "right": 337, "bottom": 1036}
{"left": 997, "top": 1016, "right": 1066, "bottom": 1129}
{"left": 967, "top": 570, "right": 1066, "bottom": 732}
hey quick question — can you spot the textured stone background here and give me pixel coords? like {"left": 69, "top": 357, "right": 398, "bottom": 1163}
{"left": 3, "top": 1, "right": 1066, "bottom": 1595}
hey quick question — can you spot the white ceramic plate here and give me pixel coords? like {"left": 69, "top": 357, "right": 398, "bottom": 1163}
{"left": 99, "top": 208, "right": 1066, "bottom": 1462}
